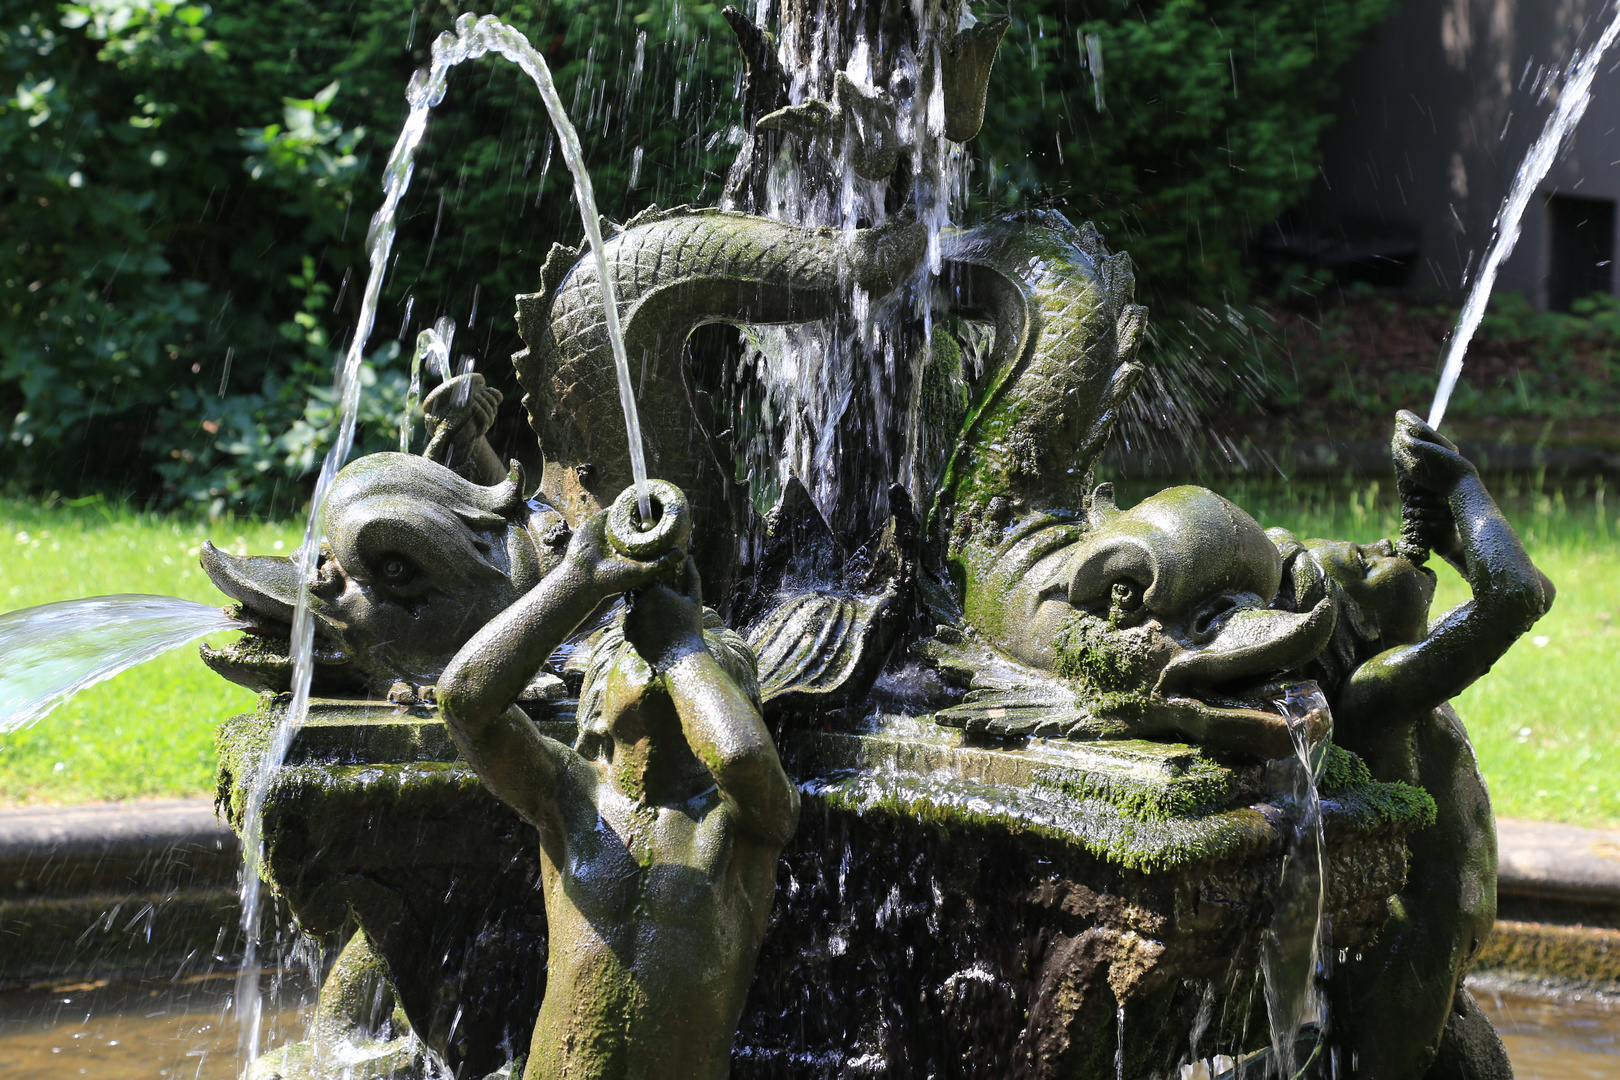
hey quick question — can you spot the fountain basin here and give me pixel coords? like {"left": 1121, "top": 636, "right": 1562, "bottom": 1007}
{"left": 216, "top": 696, "right": 1434, "bottom": 1078}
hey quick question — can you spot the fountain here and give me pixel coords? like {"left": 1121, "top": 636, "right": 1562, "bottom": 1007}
{"left": 0, "top": 3, "right": 1564, "bottom": 1079}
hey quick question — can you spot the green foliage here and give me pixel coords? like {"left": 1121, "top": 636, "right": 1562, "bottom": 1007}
{"left": 1, "top": 0, "right": 1392, "bottom": 508}
{"left": 1253, "top": 290, "right": 1620, "bottom": 438}
{"left": 976, "top": 0, "right": 1395, "bottom": 304}
{"left": 1, "top": 0, "right": 736, "bottom": 512}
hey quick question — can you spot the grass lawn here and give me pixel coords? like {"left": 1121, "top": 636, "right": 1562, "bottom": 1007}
{"left": 0, "top": 497, "right": 301, "bottom": 805}
{"left": 2, "top": 477, "right": 1616, "bottom": 828}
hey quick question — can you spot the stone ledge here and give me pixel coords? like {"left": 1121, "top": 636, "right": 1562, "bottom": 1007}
{"left": 0, "top": 798, "right": 238, "bottom": 895}
{"left": 1496, "top": 817, "right": 1620, "bottom": 907}
{"left": 1474, "top": 919, "right": 1620, "bottom": 992}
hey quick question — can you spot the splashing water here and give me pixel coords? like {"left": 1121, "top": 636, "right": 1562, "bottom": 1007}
{"left": 0, "top": 596, "right": 244, "bottom": 733}
{"left": 400, "top": 316, "right": 456, "bottom": 452}
{"left": 1259, "top": 683, "right": 1332, "bottom": 1079}
{"left": 236, "top": 13, "right": 648, "bottom": 1063}
{"left": 737, "top": 0, "right": 968, "bottom": 537}
{"left": 1428, "top": 4, "right": 1620, "bottom": 429}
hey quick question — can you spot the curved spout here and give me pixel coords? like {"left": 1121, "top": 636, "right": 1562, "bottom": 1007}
{"left": 1157, "top": 597, "right": 1338, "bottom": 694}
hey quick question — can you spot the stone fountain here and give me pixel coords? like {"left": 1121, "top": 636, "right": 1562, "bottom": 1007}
{"left": 198, "top": 4, "right": 1554, "bottom": 1078}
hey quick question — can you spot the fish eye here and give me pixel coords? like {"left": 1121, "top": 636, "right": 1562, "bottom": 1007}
{"left": 377, "top": 553, "right": 417, "bottom": 586}
{"left": 1108, "top": 579, "right": 1144, "bottom": 622}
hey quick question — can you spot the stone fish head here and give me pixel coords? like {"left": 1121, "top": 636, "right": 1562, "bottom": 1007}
{"left": 200, "top": 453, "right": 567, "bottom": 694}
{"left": 1052, "top": 486, "right": 1339, "bottom": 756}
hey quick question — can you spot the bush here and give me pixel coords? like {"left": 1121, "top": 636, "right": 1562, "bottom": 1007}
{"left": 1253, "top": 289, "right": 1620, "bottom": 441}
{"left": 1, "top": 0, "right": 735, "bottom": 513}
{"left": 1, "top": 0, "right": 1389, "bottom": 509}
{"left": 976, "top": 0, "right": 1394, "bottom": 305}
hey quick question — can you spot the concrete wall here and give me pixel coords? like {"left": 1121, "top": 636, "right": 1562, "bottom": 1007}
{"left": 1307, "top": 0, "right": 1620, "bottom": 306}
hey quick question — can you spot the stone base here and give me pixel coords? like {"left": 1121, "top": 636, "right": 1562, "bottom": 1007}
{"left": 217, "top": 696, "right": 1433, "bottom": 1079}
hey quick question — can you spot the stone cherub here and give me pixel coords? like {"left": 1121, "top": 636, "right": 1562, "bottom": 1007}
{"left": 1270, "top": 410, "right": 1554, "bottom": 1079}
{"left": 435, "top": 487, "right": 800, "bottom": 1079}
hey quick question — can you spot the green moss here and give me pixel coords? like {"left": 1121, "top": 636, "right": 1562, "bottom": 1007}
{"left": 1318, "top": 743, "right": 1372, "bottom": 792}
{"left": 214, "top": 695, "right": 277, "bottom": 829}
{"left": 1032, "top": 754, "right": 1234, "bottom": 823}
{"left": 1052, "top": 611, "right": 1148, "bottom": 697}
{"left": 804, "top": 769, "right": 1275, "bottom": 874}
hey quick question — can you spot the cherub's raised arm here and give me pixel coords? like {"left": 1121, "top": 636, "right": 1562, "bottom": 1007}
{"left": 421, "top": 373, "right": 507, "bottom": 485}
{"left": 626, "top": 572, "right": 801, "bottom": 847}
{"left": 1338, "top": 413, "right": 1554, "bottom": 724}
{"left": 437, "top": 511, "right": 678, "bottom": 829}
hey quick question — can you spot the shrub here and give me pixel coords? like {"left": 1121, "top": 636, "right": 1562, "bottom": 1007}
{"left": 1, "top": 0, "right": 734, "bottom": 513}
{"left": 1, "top": 0, "right": 1391, "bottom": 509}
{"left": 976, "top": 0, "right": 1395, "bottom": 305}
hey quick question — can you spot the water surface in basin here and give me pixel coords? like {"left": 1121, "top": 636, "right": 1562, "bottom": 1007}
{"left": 0, "top": 971, "right": 311, "bottom": 1080}
{"left": 0, "top": 968, "right": 1613, "bottom": 1078}
{"left": 1475, "top": 984, "right": 1619, "bottom": 1079}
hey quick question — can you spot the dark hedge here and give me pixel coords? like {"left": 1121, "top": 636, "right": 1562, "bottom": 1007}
{"left": 1, "top": 0, "right": 1388, "bottom": 511}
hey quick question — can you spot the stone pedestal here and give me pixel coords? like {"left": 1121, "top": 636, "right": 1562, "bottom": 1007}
{"left": 218, "top": 697, "right": 1433, "bottom": 1079}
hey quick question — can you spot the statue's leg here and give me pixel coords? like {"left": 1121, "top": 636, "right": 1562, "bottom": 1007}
{"left": 1331, "top": 705, "right": 1500, "bottom": 1078}
{"left": 1423, "top": 988, "right": 1514, "bottom": 1080}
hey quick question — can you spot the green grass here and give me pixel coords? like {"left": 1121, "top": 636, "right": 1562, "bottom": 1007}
{"left": 2, "top": 477, "right": 1616, "bottom": 829}
{"left": 1113, "top": 473, "right": 1619, "bottom": 830}
{"left": 0, "top": 497, "right": 301, "bottom": 805}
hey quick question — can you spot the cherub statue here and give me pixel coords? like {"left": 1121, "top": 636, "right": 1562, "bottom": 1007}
{"left": 1270, "top": 411, "right": 1555, "bottom": 1079}
{"left": 435, "top": 486, "right": 800, "bottom": 1079}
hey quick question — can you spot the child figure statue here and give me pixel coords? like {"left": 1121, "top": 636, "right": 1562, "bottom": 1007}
{"left": 1271, "top": 411, "right": 1555, "bottom": 1079}
{"left": 436, "top": 486, "right": 800, "bottom": 1079}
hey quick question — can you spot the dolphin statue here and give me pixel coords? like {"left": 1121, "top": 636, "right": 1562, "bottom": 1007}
{"left": 932, "top": 484, "right": 1337, "bottom": 758}
{"left": 200, "top": 453, "right": 572, "bottom": 696}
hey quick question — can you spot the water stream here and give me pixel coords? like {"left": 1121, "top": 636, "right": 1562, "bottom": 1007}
{"left": 1258, "top": 684, "right": 1332, "bottom": 1079}
{"left": 1428, "top": 3, "right": 1620, "bottom": 429}
{"left": 400, "top": 316, "right": 456, "bottom": 452}
{"left": 235, "top": 13, "right": 649, "bottom": 1063}
{"left": 0, "top": 596, "right": 244, "bottom": 734}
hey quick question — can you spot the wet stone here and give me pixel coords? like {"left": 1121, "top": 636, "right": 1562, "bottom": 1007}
{"left": 218, "top": 697, "right": 1430, "bottom": 1078}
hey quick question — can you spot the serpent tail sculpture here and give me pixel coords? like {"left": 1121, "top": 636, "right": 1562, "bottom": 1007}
{"left": 513, "top": 204, "right": 926, "bottom": 586}
{"left": 930, "top": 209, "right": 1148, "bottom": 631}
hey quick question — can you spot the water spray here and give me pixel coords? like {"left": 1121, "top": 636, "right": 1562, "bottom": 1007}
{"left": 237, "top": 13, "right": 652, "bottom": 1063}
{"left": 1427, "top": 3, "right": 1620, "bottom": 429}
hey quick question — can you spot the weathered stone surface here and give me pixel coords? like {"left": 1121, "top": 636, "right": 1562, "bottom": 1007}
{"left": 218, "top": 697, "right": 1429, "bottom": 1079}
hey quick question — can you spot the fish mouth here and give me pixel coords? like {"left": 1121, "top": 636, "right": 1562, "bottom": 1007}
{"left": 1116, "top": 599, "right": 1338, "bottom": 759}
{"left": 199, "top": 541, "right": 349, "bottom": 639}
{"left": 198, "top": 541, "right": 359, "bottom": 693}
{"left": 199, "top": 541, "right": 300, "bottom": 631}
{"left": 1156, "top": 597, "right": 1337, "bottom": 696}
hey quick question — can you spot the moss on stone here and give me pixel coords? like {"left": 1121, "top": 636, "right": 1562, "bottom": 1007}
{"left": 1031, "top": 754, "right": 1234, "bottom": 824}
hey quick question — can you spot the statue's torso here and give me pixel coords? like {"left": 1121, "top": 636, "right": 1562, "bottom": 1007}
{"left": 525, "top": 754, "right": 778, "bottom": 1078}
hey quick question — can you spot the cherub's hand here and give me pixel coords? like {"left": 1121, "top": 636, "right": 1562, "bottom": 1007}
{"left": 559, "top": 511, "right": 682, "bottom": 603}
{"left": 1393, "top": 410, "right": 1473, "bottom": 560}
{"left": 624, "top": 558, "right": 707, "bottom": 673}
{"left": 423, "top": 373, "right": 502, "bottom": 452}
{"left": 1393, "top": 409, "right": 1476, "bottom": 494}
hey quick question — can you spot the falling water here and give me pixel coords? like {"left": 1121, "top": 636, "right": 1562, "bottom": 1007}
{"left": 1258, "top": 683, "right": 1332, "bottom": 1079}
{"left": 236, "top": 13, "right": 649, "bottom": 1062}
{"left": 0, "top": 596, "right": 244, "bottom": 733}
{"left": 1428, "top": 3, "right": 1620, "bottom": 428}
{"left": 400, "top": 316, "right": 455, "bottom": 452}
{"left": 737, "top": 0, "right": 968, "bottom": 536}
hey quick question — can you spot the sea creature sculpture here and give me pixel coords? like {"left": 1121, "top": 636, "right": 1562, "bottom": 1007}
{"left": 1272, "top": 411, "right": 1554, "bottom": 1079}
{"left": 435, "top": 482, "right": 799, "bottom": 1080}
{"left": 201, "top": 450, "right": 571, "bottom": 697}
{"left": 929, "top": 483, "right": 1337, "bottom": 758}
{"left": 513, "top": 205, "right": 927, "bottom": 592}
